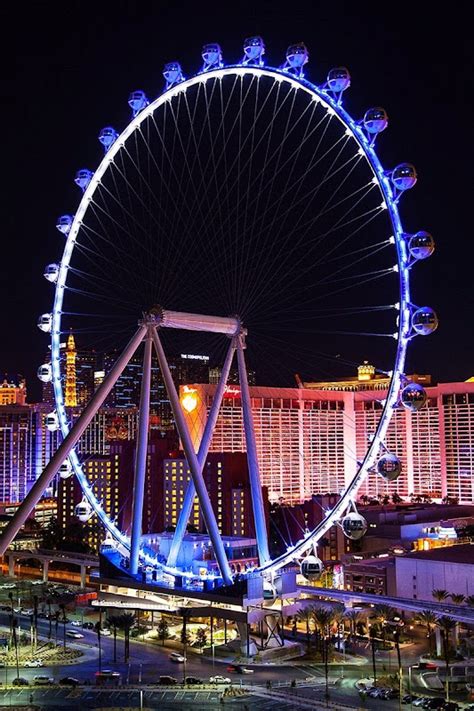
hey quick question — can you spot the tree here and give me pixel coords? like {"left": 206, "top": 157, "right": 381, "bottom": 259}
{"left": 369, "top": 626, "right": 378, "bottom": 687}
{"left": 196, "top": 627, "right": 208, "bottom": 652}
{"left": 344, "top": 610, "right": 361, "bottom": 642}
{"left": 95, "top": 621, "right": 102, "bottom": 672}
{"left": 393, "top": 627, "right": 403, "bottom": 701}
{"left": 432, "top": 589, "right": 449, "bottom": 602}
{"left": 382, "top": 494, "right": 390, "bottom": 506}
{"left": 106, "top": 614, "right": 120, "bottom": 662}
{"left": 371, "top": 604, "right": 397, "bottom": 652}
{"left": 310, "top": 606, "right": 334, "bottom": 702}
{"left": 414, "top": 610, "right": 437, "bottom": 658}
{"left": 450, "top": 593, "right": 465, "bottom": 605}
{"left": 392, "top": 492, "right": 403, "bottom": 504}
{"left": 436, "top": 616, "right": 456, "bottom": 702}
{"left": 296, "top": 607, "right": 313, "bottom": 652}
{"left": 157, "top": 617, "right": 169, "bottom": 646}
{"left": 116, "top": 613, "right": 135, "bottom": 662}
{"left": 465, "top": 595, "right": 474, "bottom": 608}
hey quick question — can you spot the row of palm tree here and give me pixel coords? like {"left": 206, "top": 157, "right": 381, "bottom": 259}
{"left": 432, "top": 588, "right": 474, "bottom": 606}
{"left": 414, "top": 610, "right": 458, "bottom": 702}
{"left": 101, "top": 612, "right": 136, "bottom": 664}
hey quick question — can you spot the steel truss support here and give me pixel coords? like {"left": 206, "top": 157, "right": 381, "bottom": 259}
{"left": 167, "top": 339, "right": 237, "bottom": 568}
{"left": 129, "top": 334, "right": 152, "bottom": 575}
{"left": 150, "top": 327, "right": 233, "bottom": 586}
{"left": 0, "top": 325, "right": 147, "bottom": 556}
{"left": 236, "top": 334, "right": 270, "bottom": 565}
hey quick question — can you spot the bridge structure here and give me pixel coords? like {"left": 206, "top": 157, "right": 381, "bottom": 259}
{"left": 4, "top": 548, "right": 99, "bottom": 588}
{"left": 298, "top": 585, "right": 474, "bottom": 625}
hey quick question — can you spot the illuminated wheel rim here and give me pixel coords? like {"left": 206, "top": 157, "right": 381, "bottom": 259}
{"left": 49, "top": 62, "right": 419, "bottom": 580}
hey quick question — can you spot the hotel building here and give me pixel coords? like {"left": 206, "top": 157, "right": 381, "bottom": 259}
{"left": 181, "top": 370, "right": 474, "bottom": 505}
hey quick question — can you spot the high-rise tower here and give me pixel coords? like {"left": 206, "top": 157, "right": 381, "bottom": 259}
{"left": 65, "top": 332, "right": 77, "bottom": 407}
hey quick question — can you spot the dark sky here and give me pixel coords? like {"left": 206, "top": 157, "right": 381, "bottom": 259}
{"left": 2, "top": 1, "right": 472, "bottom": 401}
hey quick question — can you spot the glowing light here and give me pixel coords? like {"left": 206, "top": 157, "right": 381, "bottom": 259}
{"left": 181, "top": 386, "right": 198, "bottom": 413}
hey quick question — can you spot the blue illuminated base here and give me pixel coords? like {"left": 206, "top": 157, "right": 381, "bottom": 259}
{"left": 98, "top": 547, "right": 249, "bottom": 602}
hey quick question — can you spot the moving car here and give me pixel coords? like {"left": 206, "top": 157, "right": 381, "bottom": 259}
{"left": 210, "top": 675, "right": 231, "bottom": 684}
{"left": 100, "top": 628, "right": 112, "bottom": 636}
{"left": 95, "top": 670, "right": 121, "bottom": 686}
{"left": 33, "top": 675, "right": 55, "bottom": 685}
{"left": 185, "top": 676, "right": 202, "bottom": 685}
{"left": 66, "top": 630, "right": 84, "bottom": 639}
{"left": 82, "top": 621, "right": 94, "bottom": 629}
{"left": 169, "top": 652, "right": 186, "bottom": 663}
{"left": 25, "top": 659, "right": 44, "bottom": 667}
{"left": 13, "top": 677, "right": 29, "bottom": 686}
{"left": 71, "top": 620, "right": 82, "bottom": 627}
{"left": 59, "top": 677, "right": 80, "bottom": 686}
{"left": 226, "top": 664, "right": 253, "bottom": 674}
{"left": 158, "top": 675, "right": 178, "bottom": 685}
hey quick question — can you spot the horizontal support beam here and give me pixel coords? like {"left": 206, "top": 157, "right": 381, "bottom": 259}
{"left": 154, "top": 308, "right": 242, "bottom": 336}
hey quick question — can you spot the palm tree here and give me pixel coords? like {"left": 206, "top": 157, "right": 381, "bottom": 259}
{"left": 465, "top": 595, "right": 474, "bottom": 607}
{"left": 95, "top": 620, "right": 102, "bottom": 672}
{"left": 344, "top": 610, "right": 361, "bottom": 642}
{"left": 117, "top": 613, "right": 135, "bottom": 662}
{"left": 432, "top": 589, "right": 449, "bottom": 602}
{"left": 436, "top": 616, "right": 456, "bottom": 702}
{"left": 296, "top": 607, "right": 313, "bottom": 652}
{"left": 369, "top": 625, "right": 378, "bottom": 687}
{"left": 371, "top": 604, "right": 397, "bottom": 656}
{"left": 414, "top": 610, "right": 437, "bottom": 658}
{"left": 106, "top": 614, "right": 120, "bottom": 662}
{"left": 59, "top": 603, "right": 67, "bottom": 649}
{"left": 311, "top": 607, "right": 334, "bottom": 703}
{"left": 393, "top": 627, "right": 403, "bottom": 700}
{"left": 450, "top": 593, "right": 465, "bottom": 605}
{"left": 47, "top": 598, "right": 53, "bottom": 640}
{"left": 12, "top": 617, "right": 19, "bottom": 681}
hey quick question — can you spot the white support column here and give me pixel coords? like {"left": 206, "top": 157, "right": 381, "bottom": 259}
{"left": 167, "top": 340, "right": 236, "bottom": 568}
{"left": 236, "top": 335, "right": 270, "bottom": 565}
{"left": 129, "top": 334, "right": 152, "bottom": 575}
{"left": 0, "top": 324, "right": 147, "bottom": 555}
{"left": 150, "top": 327, "right": 233, "bottom": 586}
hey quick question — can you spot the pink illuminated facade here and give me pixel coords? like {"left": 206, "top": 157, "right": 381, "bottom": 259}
{"left": 181, "top": 379, "right": 474, "bottom": 505}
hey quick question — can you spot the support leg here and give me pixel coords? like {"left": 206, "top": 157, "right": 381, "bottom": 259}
{"left": 42, "top": 561, "right": 49, "bottom": 583}
{"left": 236, "top": 336, "right": 270, "bottom": 564}
{"left": 0, "top": 325, "right": 147, "bottom": 555}
{"left": 151, "top": 328, "right": 233, "bottom": 586}
{"left": 167, "top": 340, "right": 236, "bottom": 568}
{"left": 129, "top": 335, "right": 152, "bottom": 575}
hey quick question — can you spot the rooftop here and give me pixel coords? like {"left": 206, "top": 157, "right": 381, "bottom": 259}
{"left": 404, "top": 543, "right": 474, "bottom": 565}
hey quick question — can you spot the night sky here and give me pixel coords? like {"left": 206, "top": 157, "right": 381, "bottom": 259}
{"left": 2, "top": 1, "right": 472, "bottom": 402}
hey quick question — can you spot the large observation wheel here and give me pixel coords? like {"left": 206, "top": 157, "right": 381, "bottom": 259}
{"left": 0, "top": 40, "right": 437, "bottom": 585}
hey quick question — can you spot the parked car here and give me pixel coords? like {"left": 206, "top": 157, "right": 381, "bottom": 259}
{"left": 59, "top": 677, "right": 80, "bottom": 686}
{"left": 423, "top": 699, "right": 445, "bottom": 709}
{"left": 82, "top": 621, "right": 94, "bottom": 629}
{"left": 210, "top": 675, "right": 231, "bottom": 684}
{"left": 185, "top": 676, "right": 202, "bottom": 685}
{"left": 33, "top": 675, "right": 55, "bottom": 685}
{"left": 21, "top": 608, "right": 34, "bottom": 616}
{"left": 25, "top": 659, "right": 44, "bottom": 668}
{"left": 442, "top": 703, "right": 459, "bottom": 711}
{"left": 70, "top": 620, "right": 82, "bottom": 627}
{"left": 66, "top": 631, "right": 84, "bottom": 639}
{"left": 402, "top": 695, "right": 419, "bottom": 704}
{"left": 158, "top": 675, "right": 178, "bottom": 685}
{"left": 413, "top": 699, "right": 428, "bottom": 707}
{"left": 12, "top": 677, "right": 29, "bottom": 686}
{"left": 95, "top": 670, "right": 121, "bottom": 686}
{"left": 169, "top": 652, "right": 185, "bottom": 663}
{"left": 100, "top": 628, "right": 112, "bottom": 636}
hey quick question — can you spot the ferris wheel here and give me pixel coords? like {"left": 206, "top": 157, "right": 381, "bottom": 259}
{"left": 1, "top": 37, "right": 437, "bottom": 588}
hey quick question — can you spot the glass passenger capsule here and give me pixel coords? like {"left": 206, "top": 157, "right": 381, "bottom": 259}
{"left": 392, "top": 163, "right": 417, "bottom": 191}
{"left": 243, "top": 36, "right": 265, "bottom": 64}
{"left": 163, "top": 62, "right": 184, "bottom": 87}
{"left": 37, "top": 363, "right": 52, "bottom": 383}
{"left": 98, "top": 127, "right": 119, "bottom": 151}
{"left": 45, "top": 411, "right": 59, "bottom": 432}
{"left": 128, "top": 90, "right": 149, "bottom": 117}
{"left": 75, "top": 500, "right": 93, "bottom": 522}
{"left": 59, "top": 459, "right": 73, "bottom": 479}
{"left": 285, "top": 42, "right": 309, "bottom": 69}
{"left": 341, "top": 512, "right": 368, "bottom": 540}
{"left": 44, "top": 264, "right": 60, "bottom": 283}
{"left": 300, "top": 554, "right": 323, "bottom": 581}
{"left": 37, "top": 313, "right": 52, "bottom": 332}
{"left": 327, "top": 67, "right": 351, "bottom": 93}
{"left": 377, "top": 452, "right": 402, "bottom": 481}
{"left": 56, "top": 214, "right": 73, "bottom": 235}
{"left": 363, "top": 107, "right": 388, "bottom": 134}
{"left": 74, "top": 169, "right": 94, "bottom": 192}
{"left": 411, "top": 306, "right": 438, "bottom": 335}
{"left": 408, "top": 231, "right": 435, "bottom": 260}
{"left": 400, "top": 382, "right": 427, "bottom": 411}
